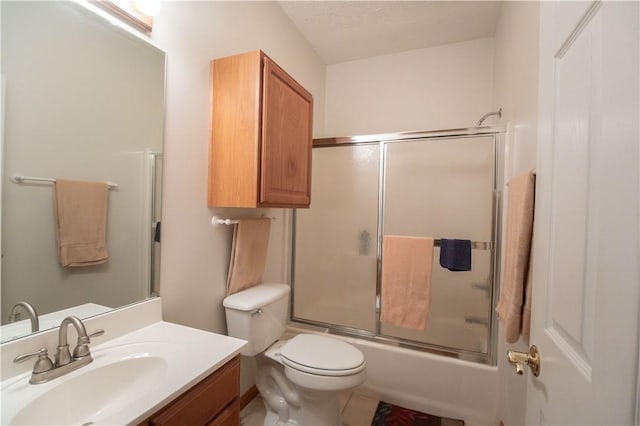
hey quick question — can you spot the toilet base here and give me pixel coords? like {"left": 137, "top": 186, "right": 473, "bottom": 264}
{"left": 256, "top": 360, "right": 343, "bottom": 426}
{"left": 263, "top": 410, "right": 292, "bottom": 426}
{"left": 261, "top": 386, "right": 341, "bottom": 426}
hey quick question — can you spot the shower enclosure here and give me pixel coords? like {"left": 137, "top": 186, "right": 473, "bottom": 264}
{"left": 291, "top": 127, "right": 504, "bottom": 364}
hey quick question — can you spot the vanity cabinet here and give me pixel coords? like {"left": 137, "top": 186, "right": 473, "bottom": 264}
{"left": 139, "top": 356, "right": 240, "bottom": 426}
{"left": 208, "top": 49, "right": 313, "bottom": 208}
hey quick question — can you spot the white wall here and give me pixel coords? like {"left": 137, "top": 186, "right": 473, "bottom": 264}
{"left": 324, "top": 38, "right": 495, "bottom": 136}
{"left": 150, "top": 1, "right": 325, "bottom": 393}
{"left": 491, "top": 2, "right": 540, "bottom": 425}
{"left": 492, "top": 2, "right": 539, "bottom": 175}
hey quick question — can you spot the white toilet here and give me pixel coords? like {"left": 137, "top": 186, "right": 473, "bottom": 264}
{"left": 223, "top": 283, "right": 366, "bottom": 426}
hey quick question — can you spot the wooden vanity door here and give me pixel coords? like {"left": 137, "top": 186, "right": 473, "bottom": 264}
{"left": 259, "top": 57, "right": 313, "bottom": 207}
{"left": 143, "top": 356, "right": 240, "bottom": 426}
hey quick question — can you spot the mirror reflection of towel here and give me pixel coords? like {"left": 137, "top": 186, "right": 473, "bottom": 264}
{"left": 380, "top": 235, "right": 434, "bottom": 330}
{"left": 54, "top": 179, "right": 109, "bottom": 267}
{"left": 226, "top": 218, "right": 271, "bottom": 295}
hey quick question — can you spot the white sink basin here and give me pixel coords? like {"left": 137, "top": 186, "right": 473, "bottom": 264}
{"left": 13, "top": 357, "right": 167, "bottom": 425}
{"left": 1, "top": 322, "right": 247, "bottom": 425}
{"left": 3, "top": 342, "right": 178, "bottom": 425}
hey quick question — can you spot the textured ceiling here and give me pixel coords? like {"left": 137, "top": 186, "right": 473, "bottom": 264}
{"left": 279, "top": 1, "right": 503, "bottom": 64}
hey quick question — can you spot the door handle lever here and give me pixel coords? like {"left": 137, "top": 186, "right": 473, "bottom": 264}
{"left": 507, "top": 345, "right": 540, "bottom": 377}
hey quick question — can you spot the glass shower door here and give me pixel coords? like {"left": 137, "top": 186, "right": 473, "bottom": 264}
{"left": 381, "top": 136, "right": 495, "bottom": 353}
{"left": 293, "top": 144, "right": 379, "bottom": 332}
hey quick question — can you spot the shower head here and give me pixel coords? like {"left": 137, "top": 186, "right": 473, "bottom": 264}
{"left": 476, "top": 108, "right": 503, "bottom": 126}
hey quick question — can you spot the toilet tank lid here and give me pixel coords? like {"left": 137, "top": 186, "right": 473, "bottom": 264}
{"left": 223, "top": 283, "right": 290, "bottom": 311}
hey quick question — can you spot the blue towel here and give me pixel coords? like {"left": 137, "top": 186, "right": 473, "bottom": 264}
{"left": 439, "top": 239, "right": 472, "bottom": 271}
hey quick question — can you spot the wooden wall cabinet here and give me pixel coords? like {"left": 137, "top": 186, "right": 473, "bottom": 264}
{"left": 208, "top": 50, "right": 313, "bottom": 208}
{"left": 138, "top": 356, "right": 240, "bottom": 426}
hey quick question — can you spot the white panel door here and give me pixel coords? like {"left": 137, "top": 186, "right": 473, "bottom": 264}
{"left": 525, "top": 1, "right": 639, "bottom": 424}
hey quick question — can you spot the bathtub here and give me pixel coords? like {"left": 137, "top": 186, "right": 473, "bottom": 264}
{"left": 286, "top": 326, "right": 500, "bottom": 425}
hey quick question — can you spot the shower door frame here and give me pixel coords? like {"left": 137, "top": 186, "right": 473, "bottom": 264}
{"left": 290, "top": 126, "right": 505, "bottom": 365}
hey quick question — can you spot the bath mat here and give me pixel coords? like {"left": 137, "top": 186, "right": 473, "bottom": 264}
{"left": 370, "top": 401, "right": 464, "bottom": 426}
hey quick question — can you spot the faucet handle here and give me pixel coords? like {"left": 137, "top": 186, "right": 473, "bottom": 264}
{"left": 73, "top": 329, "right": 105, "bottom": 358}
{"left": 14, "top": 347, "right": 54, "bottom": 373}
{"left": 88, "top": 329, "right": 105, "bottom": 339}
{"left": 77, "top": 329, "right": 105, "bottom": 344}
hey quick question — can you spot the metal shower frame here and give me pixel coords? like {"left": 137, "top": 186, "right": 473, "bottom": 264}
{"left": 290, "top": 125, "right": 506, "bottom": 365}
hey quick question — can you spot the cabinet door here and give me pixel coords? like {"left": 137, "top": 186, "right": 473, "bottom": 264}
{"left": 148, "top": 357, "right": 240, "bottom": 426}
{"left": 208, "top": 51, "right": 262, "bottom": 208}
{"left": 207, "top": 400, "right": 240, "bottom": 426}
{"left": 260, "top": 57, "right": 313, "bottom": 207}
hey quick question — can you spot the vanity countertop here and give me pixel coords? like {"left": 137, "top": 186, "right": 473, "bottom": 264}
{"left": 1, "top": 320, "right": 247, "bottom": 425}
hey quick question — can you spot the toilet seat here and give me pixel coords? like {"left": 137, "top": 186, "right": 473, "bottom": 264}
{"left": 278, "top": 334, "right": 365, "bottom": 377}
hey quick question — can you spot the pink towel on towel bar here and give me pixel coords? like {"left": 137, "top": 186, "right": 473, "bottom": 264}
{"left": 226, "top": 218, "right": 271, "bottom": 295}
{"left": 380, "top": 235, "right": 434, "bottom": 330}
{"left": 496, "top": 169, "right": 536, "bottom": 343}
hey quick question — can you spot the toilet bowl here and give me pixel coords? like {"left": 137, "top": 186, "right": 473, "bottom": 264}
{"left": 267, "top": 334, "right": 366, "bottom": 391}
{"left": 223, "top": 283, "right": 366, "bottom": 425}
{"left": 258, "top": 335, "right": 365, "bottom": 425}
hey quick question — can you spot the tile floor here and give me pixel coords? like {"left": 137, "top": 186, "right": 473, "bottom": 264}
{"left": 340, "top": 391, "right": 381, "bottom": 426}
{"left": 240, "top": 396, "right": 268, "bottom": 426}
{"left": 240, "top": 389, "right": 463, "bottom": 426}
{"left": 240, "top": 390, "right": 379, "bottom": 426}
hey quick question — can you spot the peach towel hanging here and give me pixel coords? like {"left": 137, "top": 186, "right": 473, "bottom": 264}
{"left": 226, "top": 218, "right": 271, "bottom": 295}
{"left": 496, "top": 168, "right": 536, "bottom": 343}
{"left": 54, "top": 179, "right": 109, "bottom": 267}
{"left": 381, "top": 235, "right": 434, "bottom": 330}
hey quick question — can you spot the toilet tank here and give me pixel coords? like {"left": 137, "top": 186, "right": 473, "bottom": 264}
{"left": 223, "top": 283, "right": 290, "bottom": 356}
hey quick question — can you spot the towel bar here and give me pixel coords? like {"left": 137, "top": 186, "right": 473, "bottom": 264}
{"left": 211, "top": 215, "right": 275, "bottom": 226}
{"left": 11, "top": 174, "right": 118, "bottom": 189}
{"left": 434, "top": 240, "right": 491, "bottom": 250}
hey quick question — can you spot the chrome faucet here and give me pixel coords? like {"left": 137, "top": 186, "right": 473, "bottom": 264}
{"left": 13, "top": 316, "right": 104, "bottom": 384}
{"left": 8, "top": 301, "right": 40, "bottom": 333}
{"left": 56, "top": 315, "right": 90, "bottom": 366}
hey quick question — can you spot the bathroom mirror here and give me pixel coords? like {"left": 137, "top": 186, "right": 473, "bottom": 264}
{"left": 1, "top": 1, "right": 166, "bottom": 343}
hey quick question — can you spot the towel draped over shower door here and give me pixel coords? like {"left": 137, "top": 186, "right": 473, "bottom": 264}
{"left": 380, "top": 235, "right": 435, "bottom": 331}
{"left": 496, "top": 169, "right": 536, "bottom": 343}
